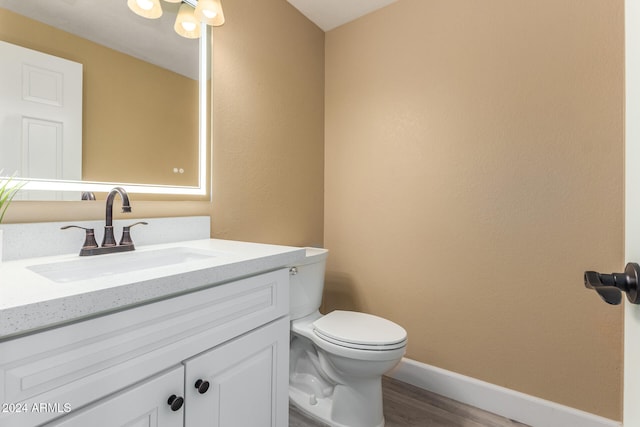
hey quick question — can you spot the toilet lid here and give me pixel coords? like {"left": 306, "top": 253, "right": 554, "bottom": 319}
{"left": 312, "top": 311, "right": 407, "bottom": 350}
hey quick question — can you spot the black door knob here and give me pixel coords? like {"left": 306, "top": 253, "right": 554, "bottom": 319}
{"left": 167, "top": 394, "right": 184, "bottom": 411}
{"left": 584, "top": 262, "right": 640, "bottom": 305}
{"left": 195, "top": 379, "right": 210, "bottom": 394}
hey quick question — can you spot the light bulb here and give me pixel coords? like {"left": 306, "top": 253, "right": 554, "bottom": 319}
{"left": 174, "top": 3, "right": 200, "bottom": 39}
{"left": 127, "top": 0, "right": 162, "bottom": 19}
{"left": 194, "top": 0, "right": 224, "bottom": 26}
{"left": 182, "top": 21, "right": 197, "bottom": 31}
{"left": 136, "top": 0, "right": 154, "bottom": 10}
{"left": 202, "top": 9, "right": 217, "bottom": 19}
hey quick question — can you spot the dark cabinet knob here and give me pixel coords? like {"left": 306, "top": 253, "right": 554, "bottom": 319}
{"left": 195, "top": 379, "right": 210, "bottom": 394}
{"left": 584, "top": 262, "right": 640, "bottom": 305}
{"left": 167, "top": 394, "right": 184, "bottom": 411}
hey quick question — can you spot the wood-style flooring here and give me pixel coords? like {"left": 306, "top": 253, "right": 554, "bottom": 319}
{"left": 289, "top": 376, "right": 531, "bottom": 427}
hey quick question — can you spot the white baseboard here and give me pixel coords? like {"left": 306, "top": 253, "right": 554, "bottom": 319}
{"left": 386, "top": 358, "right": 621, "bottom": 427}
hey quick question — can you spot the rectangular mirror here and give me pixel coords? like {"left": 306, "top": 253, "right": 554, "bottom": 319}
{"left": 0, "top": 1, "right": 209, "bottom": 200}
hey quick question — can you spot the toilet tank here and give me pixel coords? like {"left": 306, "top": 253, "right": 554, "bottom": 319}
{"left": 289, "top": 247, "right": 329, "bottom": 320}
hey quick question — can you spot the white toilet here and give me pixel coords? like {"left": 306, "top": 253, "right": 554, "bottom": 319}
{"left": 289, "top": 247, "right": 407, "bottom": 427}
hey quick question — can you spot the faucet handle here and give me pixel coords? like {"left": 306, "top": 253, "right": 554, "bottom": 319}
{"left": 119, "top": 221, "right": 148, "bottom": 246}
{"left": 61, "top": 225, "right": 99, "bottom": 250}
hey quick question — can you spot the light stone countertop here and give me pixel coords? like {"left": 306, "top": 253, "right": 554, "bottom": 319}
{"left": 0, "top": 238, "right": 305, "bottom": 340}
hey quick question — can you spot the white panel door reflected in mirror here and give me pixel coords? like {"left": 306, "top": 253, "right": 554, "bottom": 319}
{"left": 0, "top": 41, "right": 82, "bottom": 201}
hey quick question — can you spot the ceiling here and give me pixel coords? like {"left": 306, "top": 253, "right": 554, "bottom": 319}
{"left": 287, "top": 0, "right": 398, "bottom": 31}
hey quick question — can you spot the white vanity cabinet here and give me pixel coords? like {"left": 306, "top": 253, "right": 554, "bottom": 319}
{"left": 0, "top": 268, "right": 291, "bottom": 427}
{"left": 45, "top": 366, "right": 186, "bottom": 427}
{"left": 184, "top": 318, "right": 289, "bottom": 427}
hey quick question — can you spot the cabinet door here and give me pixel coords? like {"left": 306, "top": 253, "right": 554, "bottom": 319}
{"left": 45, "top": 366, "right": 185, "bottom": 427}
{"left": 184, "top": 317, "right": 289, "bottom": 427}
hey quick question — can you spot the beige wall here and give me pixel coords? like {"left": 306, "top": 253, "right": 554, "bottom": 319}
{"left": 209, "top": 0, "right": 325, "bottom": 247}
{"left": 324, "top": 0, "right": 624, "bottom": 420}
{"left": 2, "top": 0, "right": 325, "bottom": 250}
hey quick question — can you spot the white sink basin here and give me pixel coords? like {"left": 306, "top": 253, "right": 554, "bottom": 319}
{"left": 27, "top": 247, "right": 219, "bottom": 283}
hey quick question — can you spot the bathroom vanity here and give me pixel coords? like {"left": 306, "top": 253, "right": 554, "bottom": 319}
{"left": 0, "top": 237, "right": 304, "bottom": 427}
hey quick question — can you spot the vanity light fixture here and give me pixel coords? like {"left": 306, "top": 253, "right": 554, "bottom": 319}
{"left": 127, "top": 0, "right": 163, "bottom": 19}
{"left": 127, "top": 0, "right": 225, "bottom": 38}
{"left": 194, "top": 0, "right": 225, "bottom": 26}
{"left": 174, "top": 3, "right": 201, "bottom": 39}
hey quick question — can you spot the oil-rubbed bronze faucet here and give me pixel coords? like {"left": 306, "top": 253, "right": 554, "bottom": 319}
{"left": 62, "top": 187, "right": 147, "bottom": 256}
{"left": 102, "top": 187, "right": 131, "bottom": 247}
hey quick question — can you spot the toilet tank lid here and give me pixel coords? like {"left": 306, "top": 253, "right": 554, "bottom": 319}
{"left": 305, "top": 247, "right": 328, "bottom": 257}
{"left": 291, "top": 247, "right": 328, "bottom": 266}
{"left": 313, "top": 310, "right": 407, "bottom": 346}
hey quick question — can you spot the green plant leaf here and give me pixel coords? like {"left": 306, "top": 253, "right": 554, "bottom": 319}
{"left": 0, "top": 175, "right": 26, "bottom": 224}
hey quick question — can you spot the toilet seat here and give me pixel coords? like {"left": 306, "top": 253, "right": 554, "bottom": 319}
{"left": 312, "top": 311, "right": 407, "bottom": 351}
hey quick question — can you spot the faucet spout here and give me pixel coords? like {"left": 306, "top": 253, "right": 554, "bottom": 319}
{"left": 102, "top": 187, "right": 131, "bottom": 247}
{"left": 105, "top": 187, "right": 131, "bottom": 227}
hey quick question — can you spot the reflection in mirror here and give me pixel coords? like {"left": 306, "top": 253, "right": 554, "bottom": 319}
{"left": 0, "top": 1, "right": 209, "bottom": 200}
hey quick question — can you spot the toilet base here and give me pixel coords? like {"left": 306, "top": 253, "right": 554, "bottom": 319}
{"left": 289, "top": 318, "right": 402, "bottom": 427}
{"left": 289, "top": 386, "right": 385, "bottom": 427}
